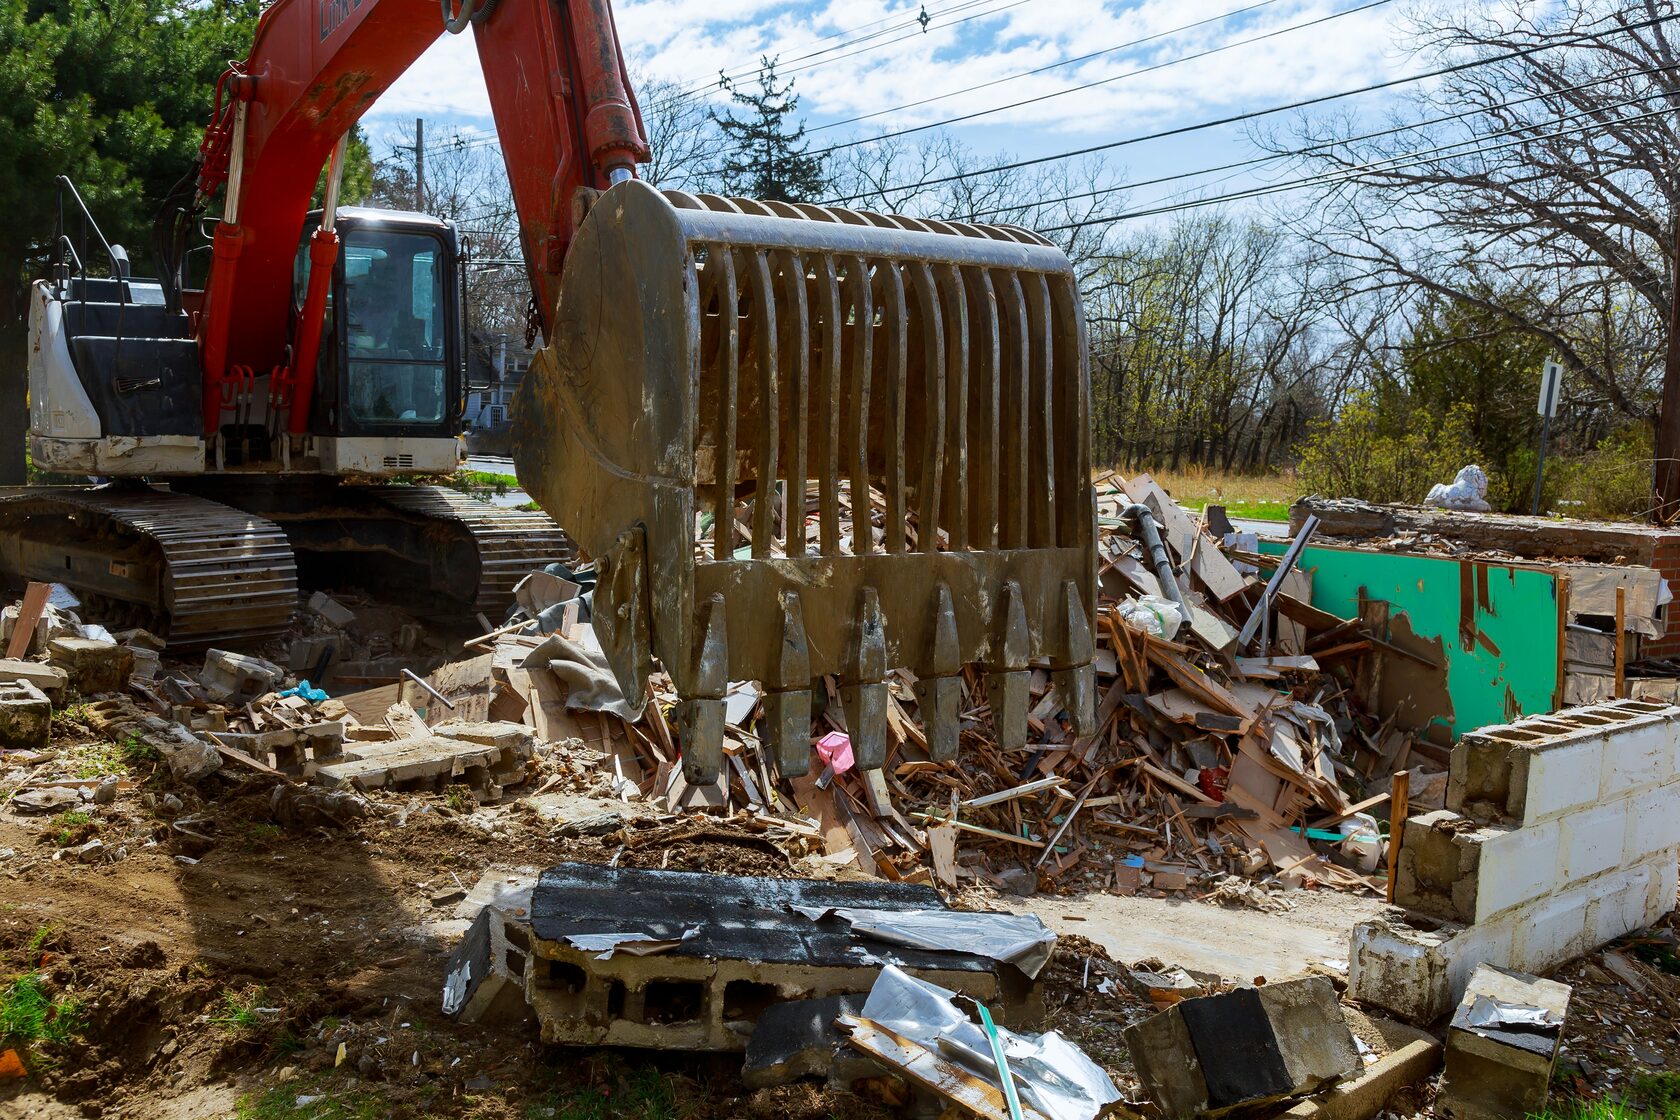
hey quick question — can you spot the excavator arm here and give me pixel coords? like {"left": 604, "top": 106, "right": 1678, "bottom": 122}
{"left": 190, "top": 0, "right": 647, "bottom": 429}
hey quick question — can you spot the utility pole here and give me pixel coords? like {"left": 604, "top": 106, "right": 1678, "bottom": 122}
{"left": 414, "top": 117, "right": 425, "bottom": 211}
{"left": 1657, "top": 211, "right": 1680, "bottom": 523}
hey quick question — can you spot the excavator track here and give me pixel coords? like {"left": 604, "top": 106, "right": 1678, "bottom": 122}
{"left": 367, "top": 485, "right": 576, "bottom": 609}
{"left": 0, "top": 486, "right": 297, "bottom": 648}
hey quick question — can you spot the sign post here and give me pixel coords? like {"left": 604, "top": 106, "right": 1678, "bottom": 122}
{"left": 1533, "top": 359, "right": 1563, "bottom": 516}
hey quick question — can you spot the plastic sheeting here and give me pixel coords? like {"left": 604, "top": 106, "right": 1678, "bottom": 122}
{"left": 792, "top": 906, "right": 1057, "bottom": 978}
{"left": 1425, "top": 464, "right": 1492, "bottom": 512}
{"left": 860, "top": 965, "right": 1120, "bottom": 1120}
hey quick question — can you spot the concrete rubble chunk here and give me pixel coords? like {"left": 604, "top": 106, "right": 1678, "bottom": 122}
{"left": 444, "top": 903, "right": 536, "bottom": 1027}
{"left": 48, "top": 636, "right": 133, "bottom": 695}
{"left": 742, "top": 993, "right": 869, "bottom": 1088}
{"left": 1393, "top": 809, "right": 1488, "bottom": 924}
{"left": 496, "top": 862, "right": 1042, "bottom": 1052}
{"left": 307, "top": 591, "right": 357, "bottom": 629}
{"left": 1124, "top": 976, "right": 1359, "bottom": 1118}
{"left": 0, "top": 659, "right": 69, "bottom": 704}
{"left": 1437, "top": 964, "right": 1570, "bottom": 1120}
{"left": 199, "top": 649, "right": 285, "bottom": 704}
{"left": 0, "top": 678, "right": 52, "bottom": 751}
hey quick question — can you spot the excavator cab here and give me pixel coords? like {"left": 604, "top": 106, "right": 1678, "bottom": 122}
{"left": 516, "top": 182, "right": 1098, "bottom": 784}
{"left": 291, "top": 208, "right": 465, "bottom": 473}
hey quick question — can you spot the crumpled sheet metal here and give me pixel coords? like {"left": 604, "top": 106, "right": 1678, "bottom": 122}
{"left": 793, "top": 906, "right": 1057, "bottom": 979}
{"left": 1465, "top": 994, "right": 1563, "bottom": 1032}
{"left": 859, "top": 965, "right": 1119, "bottom": 1120}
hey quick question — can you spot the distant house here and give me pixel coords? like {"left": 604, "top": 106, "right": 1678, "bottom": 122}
{"left": 465, "top": 329, "right": 534, "bottom": 430}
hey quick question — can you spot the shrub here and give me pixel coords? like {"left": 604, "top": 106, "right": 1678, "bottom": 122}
{"left": 1296, "top": 393, "right": 1482, "bottom": 505}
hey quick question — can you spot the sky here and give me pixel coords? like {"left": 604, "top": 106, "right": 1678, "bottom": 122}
{"left": 361, "top": 0, "right": 1492, "bottom": 217}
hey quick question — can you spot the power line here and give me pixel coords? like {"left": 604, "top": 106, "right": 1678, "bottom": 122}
{"left": 946, "top": 59, "right": 1679, "bottom": 221}
{"left": 820, "top": 7, "right": 1680, "bottom": 204}
{"left": 806, "top": 0, "right": 1402, "bottom": 159}
{"left": 810, "top": 0, "right": 1289, "bottom": 134}
{"left": 650, "top": 0, "right": 1039, "bottom": 109}
{"left": 1033, "top": 103, "right": 1671, "bottom": 233}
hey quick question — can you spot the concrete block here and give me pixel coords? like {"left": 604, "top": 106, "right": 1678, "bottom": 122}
{"left": 1348, "top": 911, "right": 1514, "bottom": 1026}
{"left": 1522, "top": 738, "right": 1605, "bottom": 822}
{"left": 1645, "top": 851, "right": 1679, "bottom": 926}
{"left": 1280, "top": 1039, "right": 1443, "bottom": 1120}
{"left": 1126, "top": 977, "right": 1359, "bottom": 1117}
{"left": 742, "top": 993, "right": 868, "bottom": 1088}
{"left": 1622, "top": 783, "right": 1680, "bottom": 864}
{"left": 1585, "top": 864, "right": 1654, "bottom": 947}
{"left": 0, "top": 679, "right": 51, "bottom": 750}
{"left": 47, "top": 636, "right": 133, "bottom": 695}
{"left": 1600, "top": 718, "right": 1675, "bottom": 797}
{"left": 1509, "top": 884, "right": 1591, "bottom": 970}
{"left": 1557, "top": 800, "right": 1628, "bottom": 884}
{"left": 307, "top": 591, "right": 357, "bottom": 629}
{"left": 199, "top": 649, "right": 285, "bottom": 703}
{"left": 1393, "top": 810, "right": 1483, "bottom": 924}
{"left": 444, "top": 905, "right": 535, "bottom": 1027}
{"left": 0, "top": 659, "right": 69, "bottom": 704}
{"left": 1475, "top": 821, "right": 1560, "bottom": 921}
{"left": 1437, "top": 964, "right": 1569, "bottom": 1120}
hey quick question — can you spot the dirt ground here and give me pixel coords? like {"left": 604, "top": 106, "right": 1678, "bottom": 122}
{"left": 4, "top": 673, "right": 1679, "bottom": 1120}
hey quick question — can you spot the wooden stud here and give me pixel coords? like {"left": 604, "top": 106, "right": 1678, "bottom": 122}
{"left": 1385, "top": 768, "right": 1410, "bottom": 904}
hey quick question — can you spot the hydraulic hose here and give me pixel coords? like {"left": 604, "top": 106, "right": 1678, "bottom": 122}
{"left": 1124, "top": 503, "right": 1190, "bottom": 626}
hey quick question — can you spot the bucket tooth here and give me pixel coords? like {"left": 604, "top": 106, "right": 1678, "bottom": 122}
{"left": 591, "top": 525, "right": 653, "bottom": 713}
{"left": 763, "top": 590, "right": 813, "bottom": 777}
{"left": 841, "top": 587, "right": 889, "bottom": 770}
{"left": 676, "top": 593, "right": 728, "bottom": 784}
{"left": 913, "top": 584, "right": 963, "bottom": 762}
{"left": 985, "top": 581, "right": 1031, "bottom": 750}
{"left": 1052, "top": 579, "right": 1098, "bottom": 738}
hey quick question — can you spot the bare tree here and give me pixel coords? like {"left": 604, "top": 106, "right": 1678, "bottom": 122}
{"left": 1272, "top": 1, "right": 1680, "bottom": 512}
{"left": 633, "top": 72, "right": 727, "bottom": 193}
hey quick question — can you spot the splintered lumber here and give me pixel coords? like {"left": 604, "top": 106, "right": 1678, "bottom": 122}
{"left": 910, "top": 810, "right": 1045, "bottom": 847}
{"left": 6, "top": 582, "right": 49, "bottom": 659}
{"left": 962, "top": 776, "right": 1066, "bottom": 809}
{"left": 1143, "top": 636, "right": 1252, "bottom": 727}
{"left": 838, "top": 1017, "right": 1054, "bottom": 1120}
{"left": 1275, "top": 592, "right": 1351, "bottom": 631}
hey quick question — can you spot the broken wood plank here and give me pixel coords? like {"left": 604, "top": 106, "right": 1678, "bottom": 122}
{"left": 962, "top": 776, "right": 1066, "bottom": 809}
{"left": 6, "top": 582, "right": 49, "bottom": 659}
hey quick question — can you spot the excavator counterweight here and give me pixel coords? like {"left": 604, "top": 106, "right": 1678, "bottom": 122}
{"left": 515, "top": 183, "right": 1097, "bottom": 782}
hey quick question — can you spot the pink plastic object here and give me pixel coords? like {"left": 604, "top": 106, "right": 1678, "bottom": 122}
{"left": 815, "top": 731, "right": 855, "bottom": 775}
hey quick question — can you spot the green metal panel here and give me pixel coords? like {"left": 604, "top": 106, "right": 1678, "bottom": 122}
{"left": 1258, "top": 542, "right": 1561, "bottom": 740}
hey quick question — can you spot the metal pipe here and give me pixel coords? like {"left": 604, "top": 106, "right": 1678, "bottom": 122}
{"left": 1124, "top": 503, "right": 1189, "bottom": 625}
{"left": 1236, "top": 513, "right": 1320, "bottom": 649}
{"left": 401, "top": 668, "right": 457, "bottom": 710}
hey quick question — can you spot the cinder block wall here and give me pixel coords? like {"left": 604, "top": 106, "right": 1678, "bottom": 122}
{"left": 1352, "top": 699, "right": 1680, "bottom": 1022}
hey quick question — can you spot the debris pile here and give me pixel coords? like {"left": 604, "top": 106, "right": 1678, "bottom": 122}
{"left": 465, "top": 474, "right": 1444, "bottom": 899}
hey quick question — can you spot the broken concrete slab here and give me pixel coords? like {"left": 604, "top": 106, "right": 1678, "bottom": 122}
{"left": 199, "top": 649, "right": 285, "bottom": 704}
{"left": 507, "top": 863, "right": 1043, "bottom": 1052}
{"left": 0, "top": 679, "right": 51, "bottom": 751}
{"left": 444, "top": 904, "right": 536, "bottom": 1028}
{"left": 742, "top": 993, "right": 868, "bottom": 1088}
{"left": 307, "top": 591, "right": 357, "bottom": 629}
{"left": 47, "top": 636, "right": 132, "bottom": 695}
{"left": 0, "top": 659, "right": 69, "bottom": 704}
{"left": 1280, "top": 1038, "right": 1442, "bottom": 1120}
{"left": 1125, "top": 976, "right": 1359, "bottom": 1118}
{"left": 1437, "top": 964, "right": 1570, "bottom": 1120}
{"left": 314, "top": 727, "right": 531, "bottom": 799}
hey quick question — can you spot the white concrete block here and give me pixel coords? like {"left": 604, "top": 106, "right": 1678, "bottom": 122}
{"left": 1510, "top": 883, "right": 1591, "bottom": 971}
{"left": 1600, "top": 721, "right": 1676, "bottom": 798}
{"left": 1349, "top": 911, "right": 1513, "bottom": 1026}
{"left": 1522, "top": 737, "right": 1604, "bottom": 823}
{"left": 1586, "top": 864, "right": 1654, "bottom": 946}
{"left": 1475, "top": 821, "right": 1560, "bottom": 922}
{"left": 1622, "top": 783, "right": 1680, "bottom": 865}
{"left": 1558, "top": 799, "right": 1628, "bottom": 884}
{"left": 1645, "top": 851, "right": 1678, "bottom": 927}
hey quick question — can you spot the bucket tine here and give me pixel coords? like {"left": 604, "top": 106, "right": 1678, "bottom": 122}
{"left": 713, "top": 249, "right": 740, "bottom": 560}
{"left": 676, "top": 593, "right": 728, "bottom": 784}
{"left": 907, "top": 262, "right": 944, "bottom": 550}
{"left": 746, "top": 251, "right": 779, "bottom": 557}
{"left": 913, "top": 583, "right": 963, "bottom": 762}
{"left": 813, "top": 256, "right": 843, "bottom": 556}
{"left": 842, "top": 587, "right": 889, "bottom": 770}
{"left": 1053, "top": 580, "right": 1098, "bottom": 738}
{"left": 986, "top": 581, "right": 1031, "bottom": 750}
{"left": 844, "top": 257, "right": 874, "bottom": 555}
{"left": 764, "top": 590, "right": 813, "bottom": 777}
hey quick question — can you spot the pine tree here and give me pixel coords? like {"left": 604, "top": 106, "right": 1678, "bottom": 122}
{"left": 710, "top": 58, "right": 827, "bottom": 204}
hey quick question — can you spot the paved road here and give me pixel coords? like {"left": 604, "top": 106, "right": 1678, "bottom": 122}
{"left": 466, "top": 455, "right": 517, "bottom": 476}
{"left": 1230, "top": 516, "right": 1291, "bottom": 538}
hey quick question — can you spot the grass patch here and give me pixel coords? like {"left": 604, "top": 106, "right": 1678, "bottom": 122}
{"left": 1100, "top": 468, "right": 1297, "bottom": 522}
{"left": 210, "top": 986, "right": 269, "bottom": 1032}
{"left": 233, "top": 1075, "right": 388, "bottom": 1120}
{"left": 443, "top": 785, "right": 474, "bottom": 813}
{"left": 1631, "top": 1072, "right": 1680, "bottom": 1116}
{"left": 121, "top": 731, "right": 160, "bottom": 764}
{"left": 1530, "top": 1101, "right": 1661, "bottom": 1120}
{"left": 0, "top": 971, "right": 83, "bottom": 1048}
{"left": 242, "top": 823, "right": 284, "bottom": 851}
{"left": 50, "top": 810, "right": 94, "bottom": 848}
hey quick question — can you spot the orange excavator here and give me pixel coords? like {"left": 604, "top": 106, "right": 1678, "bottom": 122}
{"left": 12, "top": 0, "right": 1098, "bottom": 782}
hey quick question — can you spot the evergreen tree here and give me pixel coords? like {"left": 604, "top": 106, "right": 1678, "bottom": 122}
{"left": 710, "top": 58, "right": 827, "bottom": 204}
